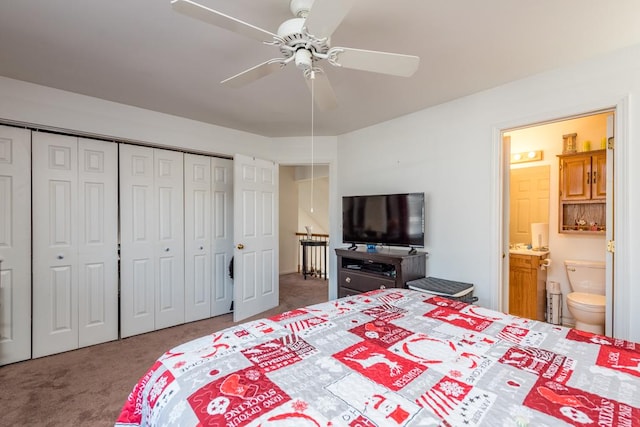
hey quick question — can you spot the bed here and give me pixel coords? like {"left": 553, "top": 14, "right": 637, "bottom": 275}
{"left": 116, "top": 288, "right": 640, "bottom": 426}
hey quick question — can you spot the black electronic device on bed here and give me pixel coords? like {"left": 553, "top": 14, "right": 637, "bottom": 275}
{"left": 407, "top": 276, "right": 477, "bottom": 303}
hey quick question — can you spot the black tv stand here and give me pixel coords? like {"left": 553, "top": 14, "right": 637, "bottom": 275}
{"left": 347, "top": 243, "right": 358, "bottom": 251}
{"left": 336, "top": 248, "right": 426, "bottom": 297}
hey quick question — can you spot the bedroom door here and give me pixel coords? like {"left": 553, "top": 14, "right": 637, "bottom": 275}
{"left": 211, "top": 157, "right": 234, "bottom": 316}
{"left": 120, "top": 145, "right": 185, "bottom": 337}
{"left": 605, "top": 113, "right": 615, "bottom": 336}
{"left": 32, "top": 133, "right": 118, "bottom": 358}
{"left": 233, "top": 154, "right": 278, "bottom": 322}
{"left": 0, "top": 126, "right": 31, "bottom": 366}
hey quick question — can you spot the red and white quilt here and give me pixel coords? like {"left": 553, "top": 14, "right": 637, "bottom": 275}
{"left": 116, "top": 288, "right": 640, "bottom": 426}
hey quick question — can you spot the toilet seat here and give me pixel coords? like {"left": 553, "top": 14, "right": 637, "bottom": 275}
{"left": 567, "top": 292, "right": 605, "bottom": 312}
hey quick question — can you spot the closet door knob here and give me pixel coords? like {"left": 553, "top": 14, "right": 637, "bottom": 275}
{"left": 237, "top": 244, "right": 244, "bottom": 250}
{"left": 165, "top": 248, "right": 170, "bottom": 252}
{"left": 199, "top": 246, "right": 204, "bottom": 250}
{"left": 57, "top": 254, "right": 64, "bottom": 260}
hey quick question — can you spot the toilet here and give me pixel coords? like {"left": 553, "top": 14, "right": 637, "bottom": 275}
{"left": 565, "top": 259, "right": 606, "bottom": 334}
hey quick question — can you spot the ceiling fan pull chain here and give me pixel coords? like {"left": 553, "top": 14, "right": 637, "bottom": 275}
{"left": 310, "top": 73, "right": 315, "bottom": 214}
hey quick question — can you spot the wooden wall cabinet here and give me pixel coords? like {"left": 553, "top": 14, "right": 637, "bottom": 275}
{"left": 558, "top": 150, "right": 606, "bottom": 233}
{"left": 509, "top": 253, "right": 547, "bottom": 321}
{"left": 335, "top": 248, "right": 426, "bottom": 298}
{"left": 559, "top": 150, "right": 606, "bottom": 201}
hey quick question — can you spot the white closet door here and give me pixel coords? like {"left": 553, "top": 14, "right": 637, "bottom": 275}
{"left": 32, "top": 132, "right": 79, "bottom": 357}
{"left": 120, "top": 144, "right": 156, "bottom": 337}
{"left": 211, "top": 157, "right": 234, "bottom": 316}
{"left": 77, "top": 138, "right": 118, "bottom": 347}
{"left": 33, "top": 134, "right": 118, "bottom": 357}
{"left": 0, "top": 126, "right": 31, "bottom": 366}
{"left": 154, "top": 149, "right": 184, "bottom": 329}
{"left": 184, "top": 153, "right": 211, "bottom": 322}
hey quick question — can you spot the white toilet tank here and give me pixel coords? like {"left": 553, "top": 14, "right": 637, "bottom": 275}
{"left": 564, "top": 259, "right": 606, "bottom": 295}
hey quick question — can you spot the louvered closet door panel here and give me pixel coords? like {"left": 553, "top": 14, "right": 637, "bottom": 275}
{"left": 154, "top": 149, "right": 185, "bottom": 329}
{"left": 211, "top": 157, "right": 234, "bottom": 316}
{"left": 120, "top": 144, "right": 156, "bottom": 338}
{"left": 77, "top": 138, "right": 118, "bottom": 347}
{"left": 184, "top": 154, "right": 211, "bottom": 322}
{"left": 0, "top": 125, "right": 31, "bottom": 366}
{"left": 32, "top": 132, "right": 79, "bottom": 358}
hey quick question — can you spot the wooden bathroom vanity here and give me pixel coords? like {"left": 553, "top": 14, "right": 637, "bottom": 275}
{"left": 509, "top": 250, "right": 549, "bottom": 321}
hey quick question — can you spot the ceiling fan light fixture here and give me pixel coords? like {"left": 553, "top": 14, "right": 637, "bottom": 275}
{"left": 295, "top": 49, "right": 313, "bottom": 71}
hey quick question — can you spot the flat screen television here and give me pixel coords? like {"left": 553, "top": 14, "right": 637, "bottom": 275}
{"left": 342, "top": 192, "right": 425, "bottom": 248}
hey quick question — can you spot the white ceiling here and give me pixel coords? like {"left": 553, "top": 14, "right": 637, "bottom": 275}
{"left": 2, "top": 1, "right": 640, "bottom": 137}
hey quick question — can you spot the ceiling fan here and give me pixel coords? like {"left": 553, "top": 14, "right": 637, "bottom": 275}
{"left": 171, "top": 0, "right": 420, "bottom": 110}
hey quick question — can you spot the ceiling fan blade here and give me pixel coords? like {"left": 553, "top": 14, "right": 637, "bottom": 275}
{"left": 305, "top": 70, "right": 338, "bottom": 111}
{"left": 171, "top": 0, "right": 276, "bottom": 42}
{"left": 221, "top": 59, "right": 287, "bottom": 88}
{"left": 304, "top": 0, "right": 356, "bottom": 39}
{"left": 329, "top": 47, "right": 420, "bottom": 77}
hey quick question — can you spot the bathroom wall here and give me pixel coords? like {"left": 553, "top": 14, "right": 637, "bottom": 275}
{"left": 506, "top": 113, "right": 609, "bottom": 325}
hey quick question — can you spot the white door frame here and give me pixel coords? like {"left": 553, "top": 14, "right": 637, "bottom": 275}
{"left": 491, "top": 97, "right": 630, "bottom": 339}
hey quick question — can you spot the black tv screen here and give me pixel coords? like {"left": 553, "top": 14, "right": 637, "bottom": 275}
{"left": 342, "top": 192, "right": 425, "bottom": 247}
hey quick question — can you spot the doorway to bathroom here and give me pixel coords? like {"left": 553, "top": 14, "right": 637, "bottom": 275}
{"left": 501, "top": 110, "right": 614, "bottom": 335}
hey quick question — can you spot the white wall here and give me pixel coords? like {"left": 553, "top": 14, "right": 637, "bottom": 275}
{"left": 334, "top": 44, "right": 640, "bottom": 342}
{"left": 0, "top": 76, "right": 271, "bottom": 157}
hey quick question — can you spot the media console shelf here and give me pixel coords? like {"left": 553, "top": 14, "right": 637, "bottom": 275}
{"left": 336, "top": 248, "right": 426, "bottom": 298}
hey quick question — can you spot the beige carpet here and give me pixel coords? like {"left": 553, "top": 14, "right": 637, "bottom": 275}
{"left": 0, "top": 273, "right": 328, "bottom": 426}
